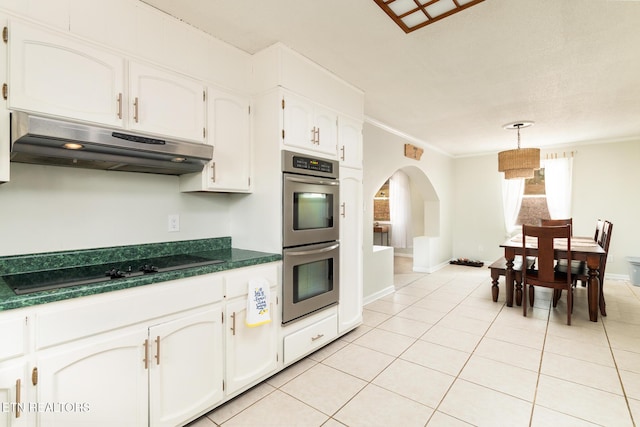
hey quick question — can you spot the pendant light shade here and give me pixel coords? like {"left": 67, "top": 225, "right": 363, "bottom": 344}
{"left": 498, "top": 122, "right": 540, "bottom": 179}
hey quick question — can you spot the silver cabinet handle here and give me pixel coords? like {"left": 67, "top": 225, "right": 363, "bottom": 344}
{"left": 133, "top": 97, "right": 139, "bottom": 123}
{"left": 341, "top": 202, "right": 346, "bottom": 218}
{"left": 154, "top": 336, "right": 161, "bottom": 365}
{"left": 116, "top": 93, "right": 123, "bottom": 119}
{"left": 311, "top": 333, "right": 324, "bottom": 342}
{"left": 230, "top": 312, "right": 236, "bottom": 336}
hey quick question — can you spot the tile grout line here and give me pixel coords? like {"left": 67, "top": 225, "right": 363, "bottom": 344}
{"left": 602, "top": 312, "right": 638, "bottom": 427}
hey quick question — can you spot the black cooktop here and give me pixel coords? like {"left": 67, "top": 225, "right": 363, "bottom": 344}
{"left": 3, "top": 254, "right": 224, "bottom": 295}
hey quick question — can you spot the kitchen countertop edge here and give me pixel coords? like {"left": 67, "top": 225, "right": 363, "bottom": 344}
{"left": 0, "top": 242, "right": 281, "bottom": 312}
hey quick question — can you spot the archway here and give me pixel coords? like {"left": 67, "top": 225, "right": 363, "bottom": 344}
{"left": 370, "top": 165, "right": 440, "bottom": 272}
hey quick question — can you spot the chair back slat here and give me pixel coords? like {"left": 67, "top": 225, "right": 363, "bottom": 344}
{"left": 594, "top": 219, "right": 604, "bottom": 244}
{"left": 541, "top": 218, "right": 573, "bottom": 235}
{"left": 523, "top": 224, "right": 572, "bottom": 283}
{"left": 599, "top": 220, "right": 613, "bottom": 279}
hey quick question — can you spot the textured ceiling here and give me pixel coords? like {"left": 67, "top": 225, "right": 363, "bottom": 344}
{"left": 141, "top": 0, "right": 640, "bottom": 157}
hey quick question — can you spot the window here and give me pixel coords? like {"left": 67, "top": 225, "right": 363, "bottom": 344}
{"left": 516, "top": 168, "right": 550, "bottom": 226}
{"left": 373, "top": 180, "right": 390, "bottom": 221}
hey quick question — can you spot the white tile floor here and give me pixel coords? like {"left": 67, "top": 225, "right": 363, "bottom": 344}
{"left": 188, "top": 259, "right": 640, "bottom": 427}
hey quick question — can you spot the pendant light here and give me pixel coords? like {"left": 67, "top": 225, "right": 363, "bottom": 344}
{"left": 498, "top": 121, "right": 540, "bottom": 179}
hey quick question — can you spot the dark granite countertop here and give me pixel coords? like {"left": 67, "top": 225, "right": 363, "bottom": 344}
{"left": 0, "top": 237, "right": 281, "bottom": 311}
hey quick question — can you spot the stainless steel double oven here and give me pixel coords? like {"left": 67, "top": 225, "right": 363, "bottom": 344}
{"left": 282, "top": 150, "right": 340, "bottom": 324}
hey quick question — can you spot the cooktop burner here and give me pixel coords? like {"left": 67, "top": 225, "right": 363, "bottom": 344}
{"left": 4, "top": 254, "right": 225, "bottom": 295}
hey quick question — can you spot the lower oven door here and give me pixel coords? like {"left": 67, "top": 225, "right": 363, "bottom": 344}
{"left": 282, "top": 241, "right": 340, "bottom": 324}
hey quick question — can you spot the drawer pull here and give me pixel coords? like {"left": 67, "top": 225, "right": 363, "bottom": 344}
{"left": 311, "top": 333, "right": 324, "bottom": 342}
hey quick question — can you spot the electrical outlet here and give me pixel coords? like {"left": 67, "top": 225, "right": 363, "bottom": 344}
{"left": 168, "top": 214, "right": 180, "bottom": 232}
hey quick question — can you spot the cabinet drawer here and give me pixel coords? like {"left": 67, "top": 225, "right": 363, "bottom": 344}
{"left": 224, "top": 263, "right": 279, "bottom": 299}
{"left": 35, "top": 273, "right": 223, "bottom": 349}
{"left": 283, "top": 314, "right": 337, "bottom": 365}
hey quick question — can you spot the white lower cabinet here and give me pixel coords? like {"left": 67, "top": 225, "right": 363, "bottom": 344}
{"left": 0, "top": 262, "right": 284, "bottom": 426}
{"left": 36, "top": 327, "right": 149, "bottom": 427}
{"left": 0, "top": 361, "right": 30, "bottom": 427}
{"left": 0, "top": 310, "right": 31, "bottom": 427}
{"left": 35, "top": 304, "right": 223, "bottom": 427}
{"left": 148, "top": 306, "right": 224, "bottom": 427}
{"left": 223, "top": 265, "right": 279, "bottom": 396}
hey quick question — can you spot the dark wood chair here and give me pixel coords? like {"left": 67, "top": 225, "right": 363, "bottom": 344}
{"left": 488, "top": 256, "right": 536, "bottom": 304}
{"left": 522, "top": 224, "right": 573, "bottom": 325}
{"left": 573, "top": 220, "right": 613, "bottom": 315}
{"left": 541, "top": 218, "right": 573, "bottom": 234}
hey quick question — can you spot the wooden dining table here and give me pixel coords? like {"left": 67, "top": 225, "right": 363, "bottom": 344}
{"left": 500, "top": 235, "right": 607, "bottom": 322}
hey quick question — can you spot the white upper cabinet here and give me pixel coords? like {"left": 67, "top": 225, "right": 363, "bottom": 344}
{"left": 128, "top": 61, "right": 206, "bottom": 143}
{"left": 6, "top": 20, "right": 207, "bottom": 144}
{"left": 282, "top": 92, "right": 338, "bottom": 157}
{"left": 180, "top": 86, "right": 251, "bottom": 192}
{"left": 338, "top": 116, "right": 363, "bottom": 170}
{"left": 7, "top": 20, "right": 125, "bottom": 128}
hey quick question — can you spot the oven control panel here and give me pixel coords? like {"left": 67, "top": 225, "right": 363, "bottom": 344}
{"left": 282, "top": 150, "right": 338, "bottom": 179}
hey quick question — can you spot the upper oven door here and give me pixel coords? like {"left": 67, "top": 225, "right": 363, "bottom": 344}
{"left": 283, "top": 173, "right": 339, "bottom": 248}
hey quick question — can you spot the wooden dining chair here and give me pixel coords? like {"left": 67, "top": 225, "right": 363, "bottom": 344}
{"left": 541, "top": 218, "right": 573, "bottom": 234}
{"left": 594, "top": 219, "right": 604, "bottom": 244}
{"left": 572, "top": 220, "right": 613, "bottom": 316}
{"left": 522, "top": 224, "right": 573, "bottom": 325}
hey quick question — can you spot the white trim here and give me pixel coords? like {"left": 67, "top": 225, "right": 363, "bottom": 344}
{"left": 363, "top": 286, "right": 395, "bottom": 305}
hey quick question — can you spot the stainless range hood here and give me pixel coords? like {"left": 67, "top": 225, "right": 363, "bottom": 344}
{"left": 10, "top": 112, "right": 213, "bottom": 175}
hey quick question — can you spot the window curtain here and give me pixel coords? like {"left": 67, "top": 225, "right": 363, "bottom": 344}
{"left": 544, "top": 157, "right": 573, "bottom": 219}
{"left": 389, "top": 170, "right": 412, "bottom": 248}
{"left": 501, "top": 178, "right": 524, "bottom": 235}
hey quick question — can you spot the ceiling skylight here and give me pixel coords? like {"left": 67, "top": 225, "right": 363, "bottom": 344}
{"left": 374, "top": 0, "right": 485, "bottom": 33}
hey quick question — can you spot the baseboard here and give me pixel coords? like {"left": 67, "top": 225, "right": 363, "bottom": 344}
{"left": 413, "top": 260, "right": 450, "bottom": 274}
{"left": 363, "top": 285, "right": 395, "bottom": 305}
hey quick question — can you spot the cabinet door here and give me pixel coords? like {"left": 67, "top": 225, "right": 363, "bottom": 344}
{"left": 0, "top": 361, "right": 29, "bottom": 427}
{"left": 338, "top": 116, "right": 363, "bottom": 169}
{"left": 148, "top": 305, "right": 224, "bottom": 427}
{"left": 282, "top": 93, "right": 315, "bottom": 152}
{"left": 225, "top": 292, "right": 278, "bottom": 395}
{"left": 36, "top": 328, "right": 148, "bottom": 427}
{"left": 313, "top": 104, "right": 338, "bottom": 156}
{"left": 206, "top": 87, "right": 251, "bottom": 191}
{"left": 129, "top": 61, "right": 205, "bottom": 143}
{"left": 8, "top": 20, "right": 125, "bottom": 127}
{"left": 338, "top": 168, "right": 363, "bottom": 333}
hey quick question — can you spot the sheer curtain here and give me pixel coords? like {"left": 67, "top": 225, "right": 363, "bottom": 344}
{"left": 389, "top": 170, "right": 412, "bottom": 248}
{"left": 502, "top": 178, "right": 524, "bottom": 235}
{"left": 544, "top": 157, "right": 573, "bottom": 219}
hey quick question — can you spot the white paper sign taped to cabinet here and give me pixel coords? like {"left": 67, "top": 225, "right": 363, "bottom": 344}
{"left": 246, "top": 278, "right": 271, "bottom": 327}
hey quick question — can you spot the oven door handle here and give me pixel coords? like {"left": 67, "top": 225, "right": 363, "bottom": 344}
{"left": 284, "top": 175, "right": 339, "bottom": 186}
{"left": 286, "top": 243, "right": 340, "bottom": 256}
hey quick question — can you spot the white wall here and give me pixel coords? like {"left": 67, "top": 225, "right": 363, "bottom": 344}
{"left": 363, "top": 122, "right": 454, "bottom": 298}
{"left": 0, "top": 164, "right": 231, "bottom": 256}
{"left": 452, "top": 139, "right": 640, "bottom": 277}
